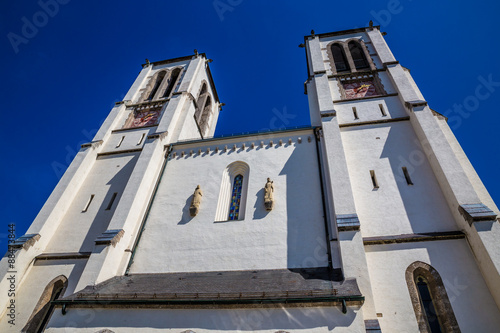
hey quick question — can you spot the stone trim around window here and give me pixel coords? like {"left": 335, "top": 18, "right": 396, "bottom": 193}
{"left": 405, "top": 261, "right": 461, "bottom": 333}
{"left": 326, "top": 38, "right": 376, "bottom": 75}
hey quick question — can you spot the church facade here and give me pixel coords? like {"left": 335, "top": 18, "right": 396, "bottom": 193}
{"left": 2, "top": 25, "right": 500, "bottom": 332}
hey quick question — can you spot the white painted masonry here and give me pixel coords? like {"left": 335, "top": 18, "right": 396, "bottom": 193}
{"left": 1, "top": 26, "right": 499, "bottom": 333}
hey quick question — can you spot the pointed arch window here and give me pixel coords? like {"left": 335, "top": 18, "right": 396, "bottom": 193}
{"left": 348, "top": 41, "right": 369, "bottom": 70}
{"left": 406, "top": 261, "right": 460, "bottom": 333}
{"left": 147, "top": 71, "right": 166, "bottom": 100}
{"left": 331, "top": 43, "right": 350, "bottom": 72}
{"left": 23, "top": 275, "right": 68, "bottom": 333}
{"left": 162, "top": 67, "right": 182, "bottom": 98}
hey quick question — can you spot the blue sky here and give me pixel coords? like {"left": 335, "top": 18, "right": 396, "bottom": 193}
{"left": 1, "top": 0, "right": 499, "bottom": 252}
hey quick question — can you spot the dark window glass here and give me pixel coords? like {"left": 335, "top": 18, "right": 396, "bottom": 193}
{"left": 148, "top": 71, "right": 166, "bottom": 100}
{"left": 417, "top": 277, "right": 442, "bottom": 333}
{"left": 331, "top": 44, "right": 350, "bottom": 72}
{"left": 348, "top": 41, "right": 369, "bottom": 70}
{"left": 162, "top": 68, "right": 181, "bottom": 98}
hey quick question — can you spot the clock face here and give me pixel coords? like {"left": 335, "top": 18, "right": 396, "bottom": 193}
{"left": 343, "top": 81, "right": 378, "bottom": 99}
{"left": 128, "top": 110, "right": 160, "bottom": 128}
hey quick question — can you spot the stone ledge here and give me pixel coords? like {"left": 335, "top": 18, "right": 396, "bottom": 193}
{"left": 363, "top": 231, "right": 465, "bottom": 246}
{"left": 459, "top": 203, "right": 497, "bottom": 225}
{"left": 365, "top": 319, "right": 382, "bottom": 332}
{"left": 11, "top": 234, "right": 40, "bottom": 250}
{"left": 95, "top": 229, "right": 124, "bottom": 247}
{"left": 337, "top": 214, "right": 360, "bottom": 232}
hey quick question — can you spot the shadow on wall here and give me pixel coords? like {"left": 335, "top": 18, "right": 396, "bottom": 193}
{"left": 379, "top": 124, "right": 456, "bottom": 234}
{"left": 178, "top": 194, "right": 194, "bottom": 225}
{"left": 47, "top": 306, "right": 358, "bottom": 331}
{"left": 280, "top": 144, "right": 329, "bottom": 270}
{"left": 78, "top": 154, "right": 139, "bottom": 253}
{"left": 252, "top": 188, "right": 270, "bottom": 220}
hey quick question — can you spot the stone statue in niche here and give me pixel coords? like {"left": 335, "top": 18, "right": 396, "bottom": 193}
{"left": 264, "top": 178, "right": 274, "bottom": 211}
{"left": 190, "top": 185, "right": 203, "bottom": 217}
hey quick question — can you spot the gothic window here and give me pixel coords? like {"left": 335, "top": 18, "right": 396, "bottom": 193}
{"left": 147, "top": 71, "right": 166, "bottom": 100}
{"left": 228, "top": 174, "right": 243, "bottom": 220}
{"left": 331, "top": 43, "right": 350, "bottom": 72}
{"left": 215, "top": 161, "right": 250, "bottom": 222}
{"left": 22, "top": 275, "right": 68, "bottom": 333}
{"left": 199, "top": 95, "right": 212, "bottom": 135}
{"left": 162, "top": 67, "right": 182, "bottom": 98}
{"left": 348, "top": 41, "right": 369, "bottom": 70}
{"left": 195, "top": 82, "right": 212, "bottom": 137}
{"left": 406, "top": 261, "right": 460, "bottom": 333}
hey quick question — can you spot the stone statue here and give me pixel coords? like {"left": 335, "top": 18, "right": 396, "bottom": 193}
{"left": 264, "top": 178, "right": 274, "bottom": 211}
{"left": 190, "top": 185, "right": 203, "bottom": 217}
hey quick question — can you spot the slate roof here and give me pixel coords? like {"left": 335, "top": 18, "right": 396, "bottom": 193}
{"left": 60, "top": 267, "right": 362, "bottom": 305}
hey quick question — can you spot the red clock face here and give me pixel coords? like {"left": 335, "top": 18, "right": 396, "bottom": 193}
{"left": 343, "top": 81, "right": 378, "bottom": 99}
{"left": 129, "top": 110, "right": 160, "bottom": 128}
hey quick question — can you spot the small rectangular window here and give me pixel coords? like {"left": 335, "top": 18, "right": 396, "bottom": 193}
{"left": 106, "top": 192, "right": 118, "bottom": 210}
{"left": 352, "top": 107, "right": 359, "bottom": 119}
{"left": 82, "top": 194, "right": 95, "bottom": 212}
{"left": 137, "top": 133, "right": 146, "bottom": 145}
{"left": 379, "top": 104, "right": 387, "bottom": 116}
{"left": 402, "top": 167, "right": 414, "bottom": 185}
{"left": 370, "top": 170, "right": 379, "bottom": 188}
{"left": 116, "top": 136, "right": 125, "bottom": 148}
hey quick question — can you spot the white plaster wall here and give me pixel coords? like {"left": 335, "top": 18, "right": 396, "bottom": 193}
{"left": 365, "top": 239, "right": 500, "bottom": 332}
{"left": 335, "top": 96, "right": 407, "bottom": 125}
{"left": 0, "top": 259, "right": 87, "bottom": 331}
{"left": 45, "top": 306, "right": 364, "bottom": 332}
{"left": 100, "top": 128, "right": 154, "bottom": 153}
{"left": 45, "top": 152, "right": 139, "bottom": 253}
{"left": 340, "top": 121, "right": 457, "bottom": 237}
{"left": 129, "top": 130, "right": 329, "bottom": 273}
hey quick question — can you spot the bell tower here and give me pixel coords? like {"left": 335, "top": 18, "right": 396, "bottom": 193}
{"left": 305, "top": 26, "right": 500, "bottom": 331}
{"left": 0, "top": 51, "right": 220, "bottom": 329}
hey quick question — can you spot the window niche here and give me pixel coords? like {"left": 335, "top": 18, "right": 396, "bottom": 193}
{"left": 406, "top": 261, "right": 460, "bottom": 333}
{"left": 327, "top": 38, "right": 374, "bottom": 75}
{"left": 22, "top": 275, "right": 68, "bottom": 333}
{"left": 215, "top": 161, "right": 250, "bottom": 222}
{"left": 194, "top": 81, "right": 213, "bottom": 137}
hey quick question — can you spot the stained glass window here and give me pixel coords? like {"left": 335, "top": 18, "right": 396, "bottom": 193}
{"left": 228, "top": 174, "right": 243, "bottom": 220}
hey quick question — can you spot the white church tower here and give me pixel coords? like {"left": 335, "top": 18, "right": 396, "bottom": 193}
{"left": 1, "top": 25, "right": 500, "bottom": 332}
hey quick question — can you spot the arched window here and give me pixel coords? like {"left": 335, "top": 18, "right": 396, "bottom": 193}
{"left": 228, "top": 174, "right": 243, "bottom": 220}
{"left": 22, "top": 275, "right": 68, "bottom": 333}
{"left": 194, "top": 82, "right": 212, "bottom": 136}
{"left": 199, "top": 95, "right": 212, "bottom": 135}
{"left": 162, "top": 67, "right": 182, "bottom": 98}
{"left": 331, "top": 43, "right": 350, "bottom": 72}
{"left": 215, "top": 161, "right": 250, "bottom": 221}
{"left": 406, "top": 261, "right": 460, "bottom": 332}
{"left": 348, "top": 41, "right": 369, "bottom": 70}
{"left": 147, "top": 71, "right": 166, "bottom": 100}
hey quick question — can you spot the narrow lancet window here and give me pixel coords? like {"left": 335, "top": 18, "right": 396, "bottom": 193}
{"left": 370, "top": 170, "right": 379, "bottom": 189}
{"left": 148, "top": 71, "right": 166, "bottom": 100}
{"left": 352, "top": 107, "right": 359, "bottom": 119}
{"left": 82, "top": 194, "right": 94, "bottom": 212}
{"left": 416, "top": 277, "right": 442, "bottom": 332}
{"left": 379, "top": 104, "right": 387, "bottom": 116}
{"left": 106, "top": 192, "right": 118, "bottom": 210}
{"left": 162, "top": 68, "right": 181, "bottom": 98}
{"left": 402, "top": 167, "right": 413, "bottom": 185}
{"left": 228, "top": 174, "right": 243, "bottom": 220}
{"left": 348, "top": 41, "right": 369, "bottom": 70}
{"left": 331, "top": 43, "right": 350, "bottom": 72}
